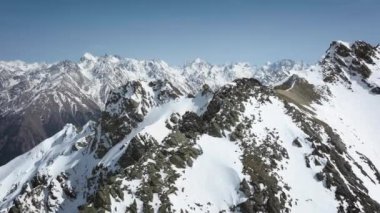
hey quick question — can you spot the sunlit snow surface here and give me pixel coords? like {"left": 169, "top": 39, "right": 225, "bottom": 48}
{"left": 313, "top": 82, "right": 380, "bottom": 203}
{"left": 0, "top": 122, "right": 97, "bottom": 212}
{"left": 169, "top": 135, "right": 247, "bottom": 212}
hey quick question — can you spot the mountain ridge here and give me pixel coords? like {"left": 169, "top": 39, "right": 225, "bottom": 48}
{"left": 0, "top": 53, "right": 302, "bottom": 165}
{"left": 0, "top": 40, "right": 379, "bottom": 213}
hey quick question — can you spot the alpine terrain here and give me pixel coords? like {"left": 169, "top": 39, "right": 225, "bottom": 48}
{"left": 0, "top": 54, "right": 302, "bottom": 165}
{"left": 0, "top": 40, "right": 379, "bottom": 213}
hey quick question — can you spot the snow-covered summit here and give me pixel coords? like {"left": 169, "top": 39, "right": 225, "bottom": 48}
{"left": 81, "top": 52, "right": 98, "bottom": 62}
{"left": 253, "top": 59, "right": 307, "bottom": 85}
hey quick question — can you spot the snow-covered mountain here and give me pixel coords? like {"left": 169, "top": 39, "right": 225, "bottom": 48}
{"left": 0, "top": 40, "right": 379, "bottom": 213}
{"left": 0, "top": 55, "right": 298, "bottom": 165}
{"left": 253, "top": 59, "right": 307, "bottom": 86}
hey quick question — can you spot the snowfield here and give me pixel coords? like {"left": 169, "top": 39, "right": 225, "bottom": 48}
{"left": 169, "top": 135, "right": 248, "bottom": 212}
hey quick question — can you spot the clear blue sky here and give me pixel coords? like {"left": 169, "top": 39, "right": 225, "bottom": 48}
{"left": 0, "top": 0, "right": 379, "bottom": 65}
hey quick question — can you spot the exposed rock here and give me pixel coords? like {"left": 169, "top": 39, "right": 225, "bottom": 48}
{"left": 315, "top": 172, "right": 324, "bottom": 181}
{"left": 164, "top": 131, "right": 189, "bottom": 147}
{"left": 94, "top": 187, "right": 111, "bottom": 211}
{"left": 275, "top": 74, "right": 322, "bottom": 109}
{"left": 352, "top": 41, "right": 376, "bottom": 64}
{"left": 292, "top": 138, "right": 302, "bottom": 147}
{"left": 118, "top": 134, "right": 157, "bottom": 168}
{"left": 370, "top": 87, "right": 380, "bottom": 94}
{"left": 169, "top": 155, "right": 186, "bottom": 168}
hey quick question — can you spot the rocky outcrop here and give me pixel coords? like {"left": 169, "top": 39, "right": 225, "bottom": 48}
{"left": 274, "top": 74, "right": 326, "bottom": 113}
{"left": 321, "top": 40, "right": 380, "bottom": 89}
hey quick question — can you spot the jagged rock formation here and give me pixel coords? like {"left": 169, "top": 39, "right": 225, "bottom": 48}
{"left": 0, "top": 40, "right": 379, "bottom": 213}
{"left": 321, "top": 40, "right": 380, "bottom": 91}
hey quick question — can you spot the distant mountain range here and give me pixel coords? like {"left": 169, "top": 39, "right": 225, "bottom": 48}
{"left": 0, "top": 54, "right": 303, "bottom": 165}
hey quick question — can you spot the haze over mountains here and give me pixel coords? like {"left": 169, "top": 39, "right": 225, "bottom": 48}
{"left": 0, "top": 40, "right": 379, "bottom": 213}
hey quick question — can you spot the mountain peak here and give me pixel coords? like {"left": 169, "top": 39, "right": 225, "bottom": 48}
{"left": 335, "top": 40, "right": 351, "bottom": 48}
{"left": 321, "top": 40, "right": 380, "bottom": 87}
{"left": 81, "top": 52, "right": 98, "bottom": 62}
{"left": 326, "top": 40, "right": 376, "bottom": 61}
{"left": 193, "top": 57, "right": 205, "bottom": 64}
{"left": 187, "top": 57, "right": 210, "bottom": 67}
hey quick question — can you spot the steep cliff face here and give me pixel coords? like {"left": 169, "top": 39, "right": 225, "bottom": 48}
{"left": 0, "top": 40, "right": 379, "bottom": 213}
